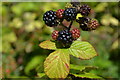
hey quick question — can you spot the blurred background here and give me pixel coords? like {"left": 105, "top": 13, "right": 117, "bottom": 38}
{"left": 1, "top": 2, "right": 119, "bottom": 79}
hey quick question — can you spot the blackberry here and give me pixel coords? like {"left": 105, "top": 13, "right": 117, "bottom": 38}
{"left": 57, "top": 30, "right": 73, "bottom": 47}
{"left": 70, "top": 28, "right": 80, "bottom": 40}
{"left": 43, "top": 10, "right": 58, "bottom": 27}
{"left": 71, "top": 1, "right": 80, "bottom": 7}
{"left": 80, "top": 19, "right": 99, "bottom": 31}
{"left": 52, "top": 30, "right": 59, "bottom": 40}
{"left": 80, "top": 23, "right": 90, "bottom": 31}
{"left": 76, "top": 17, "right": 91, "bottom": 31}
{"left": 56, "top": 9, "right": 64, "bottom": 19}
{"left": 63, "top": 8, "right": 77, "bottom": 21}
{"left": 88, "top": 19, "right": 99, "bottom": 30}
{"left": 78, "top": 4, "right": 91, "bottom": 16}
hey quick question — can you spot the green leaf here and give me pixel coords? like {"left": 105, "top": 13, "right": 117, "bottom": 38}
{"left": 44, "top": 49, "right": 70, "bottom": 78}
{"left": 70, "top": 73, "right": 103, "bottom": 79}
{"left": 24, "top": 56, "right": 45, "bottom": 75}
{"left": 39, "top": 40, "right": 57, "bottom": 50}
{"left": 69, "top": 41, "right": 98, "bottom": 60}
{"left": 70, "top": 64, "right": 86, "bottom": 71}
{"left": 37, "top": 73, "right": 46, "bottom": 78}
{"left": 70, "top": 64, "right": 98, "bottom": 72}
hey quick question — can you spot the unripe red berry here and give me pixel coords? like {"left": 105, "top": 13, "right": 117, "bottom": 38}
{"left": 71, "top": 28, "right": 80, "bottom": 40}
{"left": 88, "top": 19, "right": 99, "bottom": 30}
{"left": 56, "top": 9, "right": 64, "bottom": 19}
{"left": 52, "top": 30, "right": 59, "bottom": 40}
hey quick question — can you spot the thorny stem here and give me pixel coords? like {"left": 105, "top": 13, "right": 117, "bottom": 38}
{"left": 68, "top": 21, "right": 73, "bottom": 31}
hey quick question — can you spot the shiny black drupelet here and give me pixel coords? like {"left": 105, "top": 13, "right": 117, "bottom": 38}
{"left": 43, "top": 10, "right": 58, "bottom": 27}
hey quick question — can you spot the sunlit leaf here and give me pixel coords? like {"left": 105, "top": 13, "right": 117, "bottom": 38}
{"left": 9, "top": 18, "right": 23, "bottom": 29}
{"left": 70, "top": 73, "right": 103, "bottom": 79}
{"left": 44, "top": 49, "right": 70, "bottom": 78}
{"left": 70, "top": 64, "right": 98, "bottom": 72}
{"left": 34, "top": 21, "right": 43, "bottom": 29}
{"left": 70, "top": 64, "right": 86, "bottom": 71}
{"left": 39, "top": 40, "right": 57, "bottom": 50}
{"left": 69, "top": 41, "right": 98, "bottom": 60}
{"left": 37, "top": 73, "right": 46, "bottom": 78}
{"left": 23, "top": 12, "right": 37, "bottom": 20}
{"left": 101, "top": 14, "right": 118, "bottom": 26}
{"left": 24, "top": 22, "right": 35, "bottom": 32}
{"left": 111, "top": 39, "right": 118, "bottom": 50}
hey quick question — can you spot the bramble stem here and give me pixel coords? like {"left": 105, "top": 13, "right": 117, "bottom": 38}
{"left": 60, "top": 23, "right": 68, "bottom": 29}
{"left": 68, "top": 21, "right": 73, "bottom": 30}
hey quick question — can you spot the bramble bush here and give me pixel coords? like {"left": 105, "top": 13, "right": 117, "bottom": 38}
{"left": 1, "top": 2, "right": 119, "bottom": 80}
{"left": 40, "top": 2, "right": 101, "bottom": 79}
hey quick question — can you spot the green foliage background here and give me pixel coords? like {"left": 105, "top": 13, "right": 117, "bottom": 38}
{"left": 1, "top": 2, "right": 119, "bottom": 79}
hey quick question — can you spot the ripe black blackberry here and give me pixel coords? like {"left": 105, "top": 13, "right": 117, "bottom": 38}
{"left": 71, "top": 1, "right": 80, "bottom": 7}
{"left": 63, "top": 8, "right": 77, "bottom": 21}
{"left": 78, "top": 4, "right": 91, "bottom": 16}
{"left": 57, "top": 30, "right": 73, "bottom": 47}
{"left": 43, "top": 10, "right": 58, "bottom": 27}
{"left": 76, "top": 17, "right": 91, "bottom": 24}
{"left": 80, "top": 23, "right": 90, "bottom": 31}
{"left": 70, "top": 28, "right": 80, "bottom": 40}
{"left": 52, "top": 30, "right": 59, "bottom": 40}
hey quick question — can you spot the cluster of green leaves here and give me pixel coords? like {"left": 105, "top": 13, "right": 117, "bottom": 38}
{"left": 39, "top": 40, "right": 100, "bottom": 79}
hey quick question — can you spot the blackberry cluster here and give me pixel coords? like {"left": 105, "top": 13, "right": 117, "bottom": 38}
{"left": 43, "top": 2, "right": 99, "bottom": 48}
{"left": 43, "top": 10, "right": 58, "bottom": 27}
{"left": 63, "top": 8, "right": 77, "bottom": 21}
{"left": 57, "top": 30, "right": 73, "bottom": 46}
{"left": 78, "top": 4, "right": 91, "bottom": 16}
{"left": 51, "top": 29, "right": 80, "bottom": 47}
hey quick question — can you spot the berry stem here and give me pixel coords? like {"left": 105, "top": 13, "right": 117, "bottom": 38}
{"left": 60, "top": 23, "right": 68, "bottom": 29}
{"left": 68, "top": 21, "right": 73, "bottom": 30}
